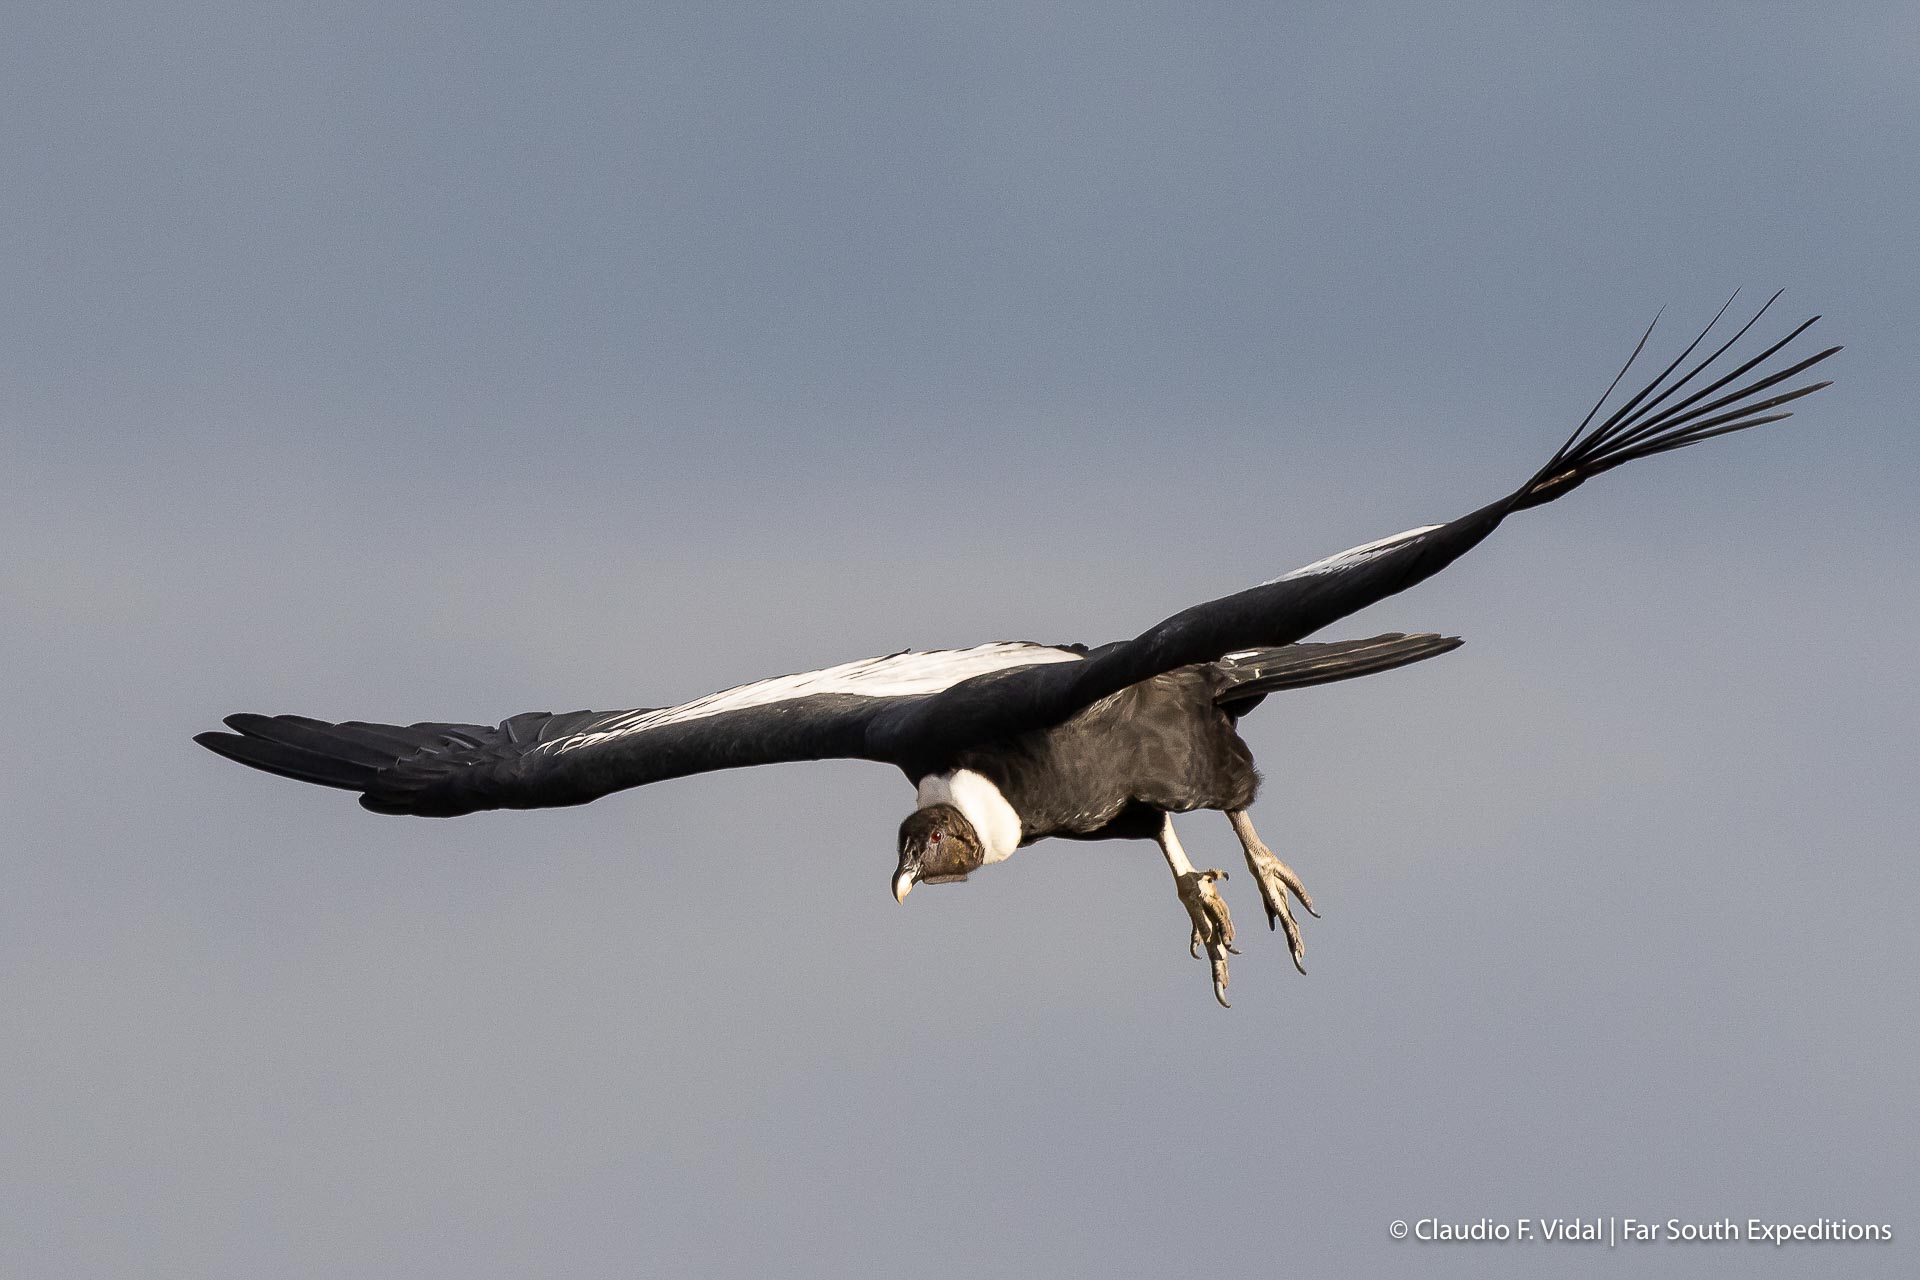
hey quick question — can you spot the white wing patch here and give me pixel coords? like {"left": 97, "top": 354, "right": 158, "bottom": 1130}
{"left": 1267, "top": 524, "right": 1445, "bottom": 584}
{"left": 541, "top": 642, "right": 1083, "bottom": 755}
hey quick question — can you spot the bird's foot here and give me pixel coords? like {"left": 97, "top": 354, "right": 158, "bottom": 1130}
{"left": 1245, "top": 846, "right": 1317, "bottom": 975}
{"left": 1176, "top": 868, "right": 1239, "bottom": 1007}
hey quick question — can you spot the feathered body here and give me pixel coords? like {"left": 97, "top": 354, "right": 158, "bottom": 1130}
{"left": 952, "top": 668, "right": 1257, "bottom": 845}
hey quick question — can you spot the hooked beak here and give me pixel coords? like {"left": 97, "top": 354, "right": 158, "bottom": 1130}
{"left": 892, "top": 867, "right": 915, "bottom": 904}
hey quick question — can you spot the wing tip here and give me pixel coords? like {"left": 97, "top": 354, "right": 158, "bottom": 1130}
{"left": 196, "top": 714, "right": 383, "bottom": 790}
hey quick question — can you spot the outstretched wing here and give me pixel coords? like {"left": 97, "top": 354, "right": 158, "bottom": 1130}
{"left": 195, "top": 642, "right": 1084, "bottom": 816}
{"left": 867, "top": 293, "right": 1839, "bottom": 769}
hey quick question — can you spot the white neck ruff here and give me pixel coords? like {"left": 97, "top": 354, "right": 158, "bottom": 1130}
{"left": 915, "top": 769, "right": 1022, "bottom": 865}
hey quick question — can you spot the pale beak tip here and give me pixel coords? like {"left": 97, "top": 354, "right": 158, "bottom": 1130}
{"left": 892, "top": 871, "right": 913, "bottom": 904}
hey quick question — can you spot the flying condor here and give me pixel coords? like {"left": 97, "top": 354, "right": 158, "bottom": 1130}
{"left": 196, "top": 294, "right": 1837, "bottom": 1005}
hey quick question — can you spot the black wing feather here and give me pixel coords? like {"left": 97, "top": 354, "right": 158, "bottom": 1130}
{"left": 194, "top": 730, "right": 387, "bottom": 790}
{"left": 198, "top": 696, "right": 890, "bottom": 817}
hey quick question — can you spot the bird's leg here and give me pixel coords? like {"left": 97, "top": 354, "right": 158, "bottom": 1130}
{"left": 1157, "top": 815, "right": 1237, "bottom": 1007}
{"left": 1227, "top": 809, "right": 1316, "bottom": 974}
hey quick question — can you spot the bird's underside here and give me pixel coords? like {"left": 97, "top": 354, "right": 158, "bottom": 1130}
{"left": 894, "top": 644, "right": 1460, "bottom": 1004}
{"left": 196, "top": 293, "right": 1839, "bottom": 1006}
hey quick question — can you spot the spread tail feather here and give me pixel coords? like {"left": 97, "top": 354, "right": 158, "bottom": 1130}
{"left": 1213, "top": 632, "right": 1462, "bottom": 714}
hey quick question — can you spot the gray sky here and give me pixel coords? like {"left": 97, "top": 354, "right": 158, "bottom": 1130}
{"left": 5, "top": 3, "right": 1916, "bottom": 1276}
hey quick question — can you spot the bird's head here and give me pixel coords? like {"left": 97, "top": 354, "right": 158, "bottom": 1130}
{"left": 893, "top": 803, "right": 984, "bottom": 903}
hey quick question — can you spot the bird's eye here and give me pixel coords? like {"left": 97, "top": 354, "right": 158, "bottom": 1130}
{"left": 930, "top": 830, "right": 942, "bottom": 842}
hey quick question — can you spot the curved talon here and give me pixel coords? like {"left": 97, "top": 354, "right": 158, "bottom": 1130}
{"left": 1273, "top": 862, "right": 1318, "bottom": 920}
{"left": 1175, "top": 868, "right": 1237, "bottom": 1007}
{"left": 1229, "top": 811, "right": 1317, "bottom": 976}
{"left": 1263, "top": 887, "right": 1308, "bottom": 974}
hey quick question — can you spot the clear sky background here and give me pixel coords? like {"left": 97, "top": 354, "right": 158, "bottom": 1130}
{"left": 5, "top": 4, "right": 1915, "bottom": 1277}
